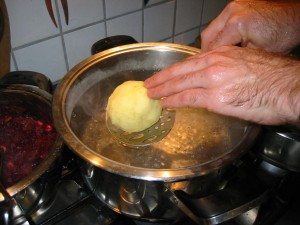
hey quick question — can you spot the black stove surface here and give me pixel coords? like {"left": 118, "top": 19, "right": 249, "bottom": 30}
{"left": 18, "top": 148, "right": 299, "bottom": 225}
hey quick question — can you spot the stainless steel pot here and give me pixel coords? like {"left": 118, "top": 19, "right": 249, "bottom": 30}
{"left": 52, "top": 40, "right": 260, "bottom": 222}
{"left": 254, "top": 125, "right": 300, "bottom": 172}
{"left": 0, "top": 72, "right": 63, "bottom": 224}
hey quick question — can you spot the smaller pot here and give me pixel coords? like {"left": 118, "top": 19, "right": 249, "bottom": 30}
{"left": 0, "top": 71, "right": 52, "bottom": 93}
{"left": 0, "top": 71, "right": 63, "bottom": 225}
{"left": 254, "top": 125, "right": 300, "bottom": 172}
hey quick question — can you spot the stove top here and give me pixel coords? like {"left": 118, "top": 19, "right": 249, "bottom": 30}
{"left": 2, "top": 37, "right": 300, "bottom": 225}
{"left": 11, "top": 147, "right": 299, "bottom": 225}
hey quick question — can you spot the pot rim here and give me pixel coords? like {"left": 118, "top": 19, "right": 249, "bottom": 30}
{"left": 0, "top": 84, "right": 63, "bottom": 200}
{"left": 53, "top": 42, "right": 260, "bottom": 181}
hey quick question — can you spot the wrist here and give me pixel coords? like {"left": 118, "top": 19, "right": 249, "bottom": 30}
{"left": 285, "top": 60, "right": 300, "bottom": 126}
{"left": 261, "top": 2, "right": 300, "bottom": 53}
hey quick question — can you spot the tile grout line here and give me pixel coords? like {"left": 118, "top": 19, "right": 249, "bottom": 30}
{"left": 142, "top": 1, "right": 145, "bottom": 42}
{"left": 11, "top": 48, "right": 18, "bottom": 71}
{"left": 10, "top": 0, "right": 181, "bottom": 52}
{"left": 171, "top": 0, "right": 177, "bottom": 43}
{"left": 199, "top": 0, "right": 205, "bottom": 37}
{"left": 11, "top": 8, "right": 143, "bottom": 52}
{"left": 55, "top": 0, "right": 70, "bottom": 73}
{"left": 8, "top": 0, "right": 216, "bottom": 79}
{"left": 103, "top": 0, "right": 108, "bottom": 39}
{"left": 11, "top": 22, "right": 203, "bottom": 53}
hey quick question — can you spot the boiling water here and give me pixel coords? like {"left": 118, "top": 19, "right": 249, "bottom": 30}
{"left": 68, "top": 70, "right": 247, "bottom": 170}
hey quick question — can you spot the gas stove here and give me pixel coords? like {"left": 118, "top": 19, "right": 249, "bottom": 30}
{"left": 4, "top": 36, "right": 300, "bottom": 225}
{"left": 10, "top": 143, "right": 300, "bottom": 225}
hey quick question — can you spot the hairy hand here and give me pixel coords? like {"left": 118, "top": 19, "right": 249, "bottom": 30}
{"left": 145, "top": 46, "right": 300, "bottom": 126}
{"left": 201, "top": 1, "right": 300, "bottom": 54}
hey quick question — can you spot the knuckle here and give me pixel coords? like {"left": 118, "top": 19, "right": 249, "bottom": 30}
{"left": 165, "top": 64, "right": 181, "bottom": 78}
{"left": 203, "top": 64, "right": 227, "bottom": 84}
{"left": 228, "top": 15, "right": 245, "bottom": 31}
{"left": 227, "top": 1, "right": 237, "bottom": 9}
{"left": 227, "top": 1, "right": 241, "bottom": 11}
{"left": 180, "top": 90, "right": 204, "bottom": 108}
{"left": 204, "top": 54, "right": 217, "bottom": 65}
{"left": 183, "top": 93, "right": 199, "bottom": 107}
{"left": 201, "top": 29, "right": 208, "bottom": 39}
{"left": 206, "top": 65, "right": 221, "bottom": 78}
{"left": 205, "top": 52, "right": 227, "bottom": 65}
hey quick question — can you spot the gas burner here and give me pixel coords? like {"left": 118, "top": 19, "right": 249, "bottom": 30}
{"left": 4, "top": 144, "right": 300, "bottom": 225}
{"left": 32, "top": 180, "right": 117, "bottom": 225}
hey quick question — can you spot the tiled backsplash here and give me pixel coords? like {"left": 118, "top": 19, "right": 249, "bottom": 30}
{"left": 5, "top": 0, "right": 228, "bottom": 82}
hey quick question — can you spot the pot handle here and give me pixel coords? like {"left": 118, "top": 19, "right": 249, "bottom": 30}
{"left": 166, "top": 164, "right": 270, "bottom": 224}
{"left": 91, "top": 35, "right": 138, "bottom": 55}
{"left": 0, "top": 71, "right": 53, "bottom": 93}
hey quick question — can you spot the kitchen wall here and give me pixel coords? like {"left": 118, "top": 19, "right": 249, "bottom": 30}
{"left": 5, "top": 0, "right": 228, "bottom": 83}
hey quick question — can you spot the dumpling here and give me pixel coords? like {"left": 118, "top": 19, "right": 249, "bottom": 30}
{"left": 107, "top": 80, "right": 162, "bottom": 132}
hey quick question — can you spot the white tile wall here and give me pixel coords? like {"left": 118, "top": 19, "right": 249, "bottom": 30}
{"left": 13, "top": 37, "right": 66, "bottom": 82}
{"left": 64, "top": 23, "right": 106, "bottom": 69}
{"left": 175, "top": 0, "right": 203, "bottom": 34}
{"left": 107, "top": 11, "right": 143, "bottom": 42}
{"left": 146, "top": 0, "right": 166, "bottom": 6}
{"left": 59, "top": 0, "right": 104, "bottom": 32}
{"left": 10, "top": 56, "right": 16, "bottom": 71}
{"left": 105, "top": 0, "right": 143, "bottom": 19}
{"left": 5, "top": 0, "right": 59, "bottom": 48}
{"left": 4, "top": 0, "right": 228, "bottom": 82}
{"left": 144, "top": 1, "right": 175, "bottom": 42}
{"left": 174, "top": 28, "right": 200, "bottom": 45}
{"left": 202, "top": 0, "right": 228, "bottom": 25}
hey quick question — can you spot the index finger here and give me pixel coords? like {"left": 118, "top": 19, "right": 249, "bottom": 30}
{"left": 145, "top": 52, "right": 209, "bottom": 89}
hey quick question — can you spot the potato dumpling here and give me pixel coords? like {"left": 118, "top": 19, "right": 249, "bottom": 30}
{"left": 107, "top": 81, "right": 162, "bottom": 133}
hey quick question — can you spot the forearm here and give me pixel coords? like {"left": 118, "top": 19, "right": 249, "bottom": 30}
{"left": 263, "top": 1, "right": 300, "bottom": 53}
{"left": 285, "top": 60, "right": 300, "bottom": 126}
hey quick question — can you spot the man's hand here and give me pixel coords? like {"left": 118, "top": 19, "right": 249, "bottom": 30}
{"left": 145, "top": 46, "right": 300, "bottom": 126}
{"left": 201, "top": 1, "right": 300, "bottom": 54}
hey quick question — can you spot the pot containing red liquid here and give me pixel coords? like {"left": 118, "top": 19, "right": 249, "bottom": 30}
{"left": 0, "top": 71, "right": 63, "bottom": 224}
